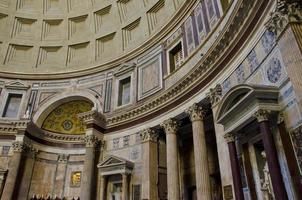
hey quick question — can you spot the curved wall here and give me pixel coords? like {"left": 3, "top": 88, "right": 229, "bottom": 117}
{"left": 0, "top": 0, "right": 191, "bottom": 75}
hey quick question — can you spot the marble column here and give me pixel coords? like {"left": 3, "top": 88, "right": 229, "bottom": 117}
{"left": 224, "top": 133, "right": 244, "bottom": 200}
{"left": 1, "top": 141, "right": 26, "bottom": 200}
{"left": 161, "top": 119, "right": 180, "bottom": 200}
{"left": 100, "top": 176, "right": 107, "bottom": 200}
{"left": 81, "top": 134, "right": 98, "bottom": 200}
{"left": 254, "top": 109, "right": 288, "bottom": 200}
{"left": 186, "top": 104, "right": 212, "bottom": 200}
{"left": 141, "top": 128, "right": 159, "bottom": 200}
{"left": 122, "top": 173, "right": 129, "bottom": 200}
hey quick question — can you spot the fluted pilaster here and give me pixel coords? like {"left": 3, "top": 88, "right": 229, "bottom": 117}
{"left": 141, "top": 128, "right": 159, "bottom": 200}
{"left": 81, "top": 134, "right": 99, "bottom": 200}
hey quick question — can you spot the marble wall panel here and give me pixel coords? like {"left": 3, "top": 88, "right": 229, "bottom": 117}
{"left": 138, "top": 53, "right": 163, "bottom": 100}
{"left": 184, "top": 16, "right": 196, "bottom": 55}
{"left": 29, "top": 160, "right": 57, "bottom": 197}
{"left": 63, "top": 163, "right": 82, "bottom": 199}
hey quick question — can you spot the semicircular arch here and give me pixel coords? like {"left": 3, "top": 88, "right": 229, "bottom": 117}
{"left": 33, "top": 90, "right": 103, "bottom": 128}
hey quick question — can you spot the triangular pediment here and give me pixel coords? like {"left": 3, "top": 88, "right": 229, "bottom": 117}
{"left": 114, "top": 62, "right": 136, "bottom": 77}
{"left": 99, "top": 155, "right": 128, "bottom": 167}
{"left": 5, "top": 80, "right": 30, "bottom": 90}
{"left": 97, "top": 155, "right": 134, "bottom": 175}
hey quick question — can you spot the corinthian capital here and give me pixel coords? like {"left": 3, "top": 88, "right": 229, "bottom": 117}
{"left": 83, "top": 135, "right": 99, "bottom": 147}
{"left": 160, "top": 119, "right": 179, "bottom": 135}
{"left": 141, "top": 128, "right": 158, "bottom": 142}
{"left": 12, "top": 141, "right": 26, "bottom": 153}
{"left": 253, "top": 109, "right": 271, "bottom": 122}
{"left": 186, "top": 103, "right": 206, "bottom": 122}
{"left": 208, "top": 84, "right": 222, "bottom": 105}
{"left": 266, "top": 0, "right": 302, "bottom": 36}
{"left": 224, "top": 132, "right": 236, "bottom": 143}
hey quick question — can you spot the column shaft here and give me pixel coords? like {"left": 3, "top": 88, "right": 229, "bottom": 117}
{"left": 141, "top": 129, "right": 158, "bottom": 200}
{"left": 166, "top": 132, "right": 180, "bottom": 200}
{"left": 259, "top": 121, "right": 288, "bottom": 200}
{"left": 122, "top": 174, "right": 128, "bottom": 200}
{"left": 192, "top": 119, "right": 212, "bottom": 200}
{"left": 1, "top": 151, "right": 23, "bottom": 199}
{"left": 81, "top": 146, "right": 96, "bottom": 200}
{"left": 100, "top": 176, "right": 107, "bottom": 200}
{"left": 227, "top": 140, "right": 244, "bottom": 200}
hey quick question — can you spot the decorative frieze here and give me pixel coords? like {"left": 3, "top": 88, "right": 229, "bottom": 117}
{"left": 140, "top": 128, "right": 158, "bottom": 142}
{"left": 83, "top": 135, "right": 99, "bottom": 147}
{"left": 160, "top": 118, "right": 178, "bottom": 135}
{"left": 253, "top": 109, "right": 271, "bottom": 122}
{"left": 186, "top": 103, "right": 205, "bottom": 122}
{"left": 266, "top": 0, "right": 302, "bottom": 36}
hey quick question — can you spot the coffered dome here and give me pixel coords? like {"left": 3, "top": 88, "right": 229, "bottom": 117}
{"left": 0, "top": 0, "right": 187, "bottom": 75}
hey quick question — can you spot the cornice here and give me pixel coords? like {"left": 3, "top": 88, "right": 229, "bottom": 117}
{"left": 105, "top": 0, "right": 262, "bottom": 130}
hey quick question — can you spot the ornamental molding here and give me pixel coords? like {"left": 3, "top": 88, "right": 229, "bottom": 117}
{"left": 0, "top": 119, "right": 30, "bottom": 135}
{"left": 42, "top": 132, "right": 83, "bottom": 142}
{"left": 140, "top": 128, "right": 158, "bottom": 142}
{"left": 0, "top": 121, "right": 17, "bottom": 134}
{"left": 186, "top": 103, "right": 206, "bottom": 122}
{"left": 83, "top": 134, "right": 99, "bottom": 147}
{"left": 11, "top": 119, "right": 31, "bottom": 131}
{"left": 266, "top": 0, "right": 302, "bottom": 36}
{"left": 106, "top": 0, "right": 256, "bottom": 127}
{"left": 160, "top": 118, "right": 179, "bottom": 135}
{"left": 253, "top": 109, "right": 271, "bottom": 122}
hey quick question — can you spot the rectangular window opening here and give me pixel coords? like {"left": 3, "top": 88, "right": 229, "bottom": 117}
{"left": 2, "top": 93, "right": 22, "bottom": 118}
{"left": 169, "top": 42, "right": 183, "bottom": 74}
{"left": 118, "top": 77, "right": 131, "bottom": 106}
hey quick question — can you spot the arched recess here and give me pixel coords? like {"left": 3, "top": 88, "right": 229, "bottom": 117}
{"left": 215, "top": 84, "right": 280, "bottom": 133}
{"left": 33, "top": 90, "right": 103, "bottom": 128}
{"left": 216, "top": 84, "right": 254, "bottom": 121}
